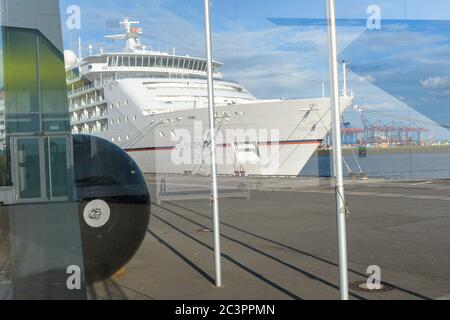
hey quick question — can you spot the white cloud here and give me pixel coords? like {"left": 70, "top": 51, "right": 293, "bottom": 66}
{"left": 355, "top": 74, "right": 376, "bottom": 83}
{"left": 420, "top": 76, "right": 450, "bottom": 89}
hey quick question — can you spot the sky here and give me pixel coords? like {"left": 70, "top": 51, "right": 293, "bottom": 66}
{"left": 59, "top": 0, "right": 450, "bottom": 140}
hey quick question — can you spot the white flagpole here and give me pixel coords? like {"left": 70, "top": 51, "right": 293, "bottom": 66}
{"left": 342, "top": 61, "right": 348, "bottom": 97}
{"left": 203, "top": 0, "right": 222, "bottom": 288}
{"left": 326, "top": 0, "right": 349, "bottom": 300}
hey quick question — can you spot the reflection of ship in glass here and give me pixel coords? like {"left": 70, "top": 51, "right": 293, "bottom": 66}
{"left": 65, "top": 18, "right": 353, "bottom": 176}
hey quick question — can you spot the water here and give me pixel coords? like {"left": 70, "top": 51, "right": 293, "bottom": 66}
{"left": 301, "top": 150, "right": 450, "bottom": 180}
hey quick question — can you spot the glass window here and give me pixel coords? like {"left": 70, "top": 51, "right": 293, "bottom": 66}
{"left": 3, "top": 28, "right": 39, "bottom": 134}
{"left": 16, "top": 138, "right": 42, "bottom": 199}
{"left": 45, "top": 137, "right": 68, "bottom": 198}
{"left": 39, "top": 34, "right": 71, "bottom": 132}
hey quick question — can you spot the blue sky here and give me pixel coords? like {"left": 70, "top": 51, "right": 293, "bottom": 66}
{"left": 59, "top": 0, "right": 450, "bottom": 139}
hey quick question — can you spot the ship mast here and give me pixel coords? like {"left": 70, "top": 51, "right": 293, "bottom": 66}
{"left": 105, "top": 18, "right": 145, "bottom": 52}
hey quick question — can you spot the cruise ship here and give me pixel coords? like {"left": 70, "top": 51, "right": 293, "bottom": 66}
{"left": 65, "top": 19, "right": 353, "bottom": 176}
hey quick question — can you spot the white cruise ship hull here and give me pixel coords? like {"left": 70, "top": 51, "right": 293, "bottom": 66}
{"left": 110, "top": 96, "right": 352, "bottom": 176}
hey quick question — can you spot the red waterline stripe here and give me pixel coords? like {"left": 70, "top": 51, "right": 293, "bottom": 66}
{"left": 125, "top": 140, "right": 323, "bottom": 153}
{"left": 126, "top": 146, "right": 176, "bottom": 152}
{"left": 261, "top": 140, "right": 323, "bottom": 146}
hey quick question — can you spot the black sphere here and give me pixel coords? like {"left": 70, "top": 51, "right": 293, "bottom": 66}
{"left": 73, "top": 135, "right": 151, "bottom": 283}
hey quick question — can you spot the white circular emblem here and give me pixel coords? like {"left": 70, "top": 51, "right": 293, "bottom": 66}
{"left": 83, "top": 199, "right": 111, "bottom": 228}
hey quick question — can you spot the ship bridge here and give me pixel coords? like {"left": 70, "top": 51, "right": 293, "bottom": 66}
{"left": 104, "top": 53, "right": 222, "bottom": 78}
{"left": 66, "top": 18, "right": 223, "bottom": 83}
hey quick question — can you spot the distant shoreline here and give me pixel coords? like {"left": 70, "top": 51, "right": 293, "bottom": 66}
{"left": 318, "top": 144, "right": 450, "bottom": 155}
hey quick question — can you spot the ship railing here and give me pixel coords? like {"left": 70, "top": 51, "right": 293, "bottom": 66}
{"left": 69, "top": 98, "right": 107, "bottom": 112}
{"left": 67, "top": 76, "right": 82, "bottom": 86}
{"left": 71, "top": 113, "right": 108, "bottom": 125}
{"left": 68, "top": 79, "right": 116, "bottom": 97}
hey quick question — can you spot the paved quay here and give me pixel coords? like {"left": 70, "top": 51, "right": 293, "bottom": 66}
{"left": 89, "top": 175, "right": 450, "bottom": 300}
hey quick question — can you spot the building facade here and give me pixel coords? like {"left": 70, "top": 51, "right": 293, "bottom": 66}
{"left": 0, "top": 0, "right": 86, "bottom": 299}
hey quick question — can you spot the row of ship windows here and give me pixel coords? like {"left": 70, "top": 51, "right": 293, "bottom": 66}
{"left": 112, "top": 136, "right": 131, "bottom": 143}
{"left": 106, "top": 56, "right": 221, "bottom": 74}
{"left": 111, "top": 130, "right": 177, "bottom": 144}
{"left": 110, "top": 100, "right": 129, "bottom": 109}
{"left": 71, "top": 125, "right": 107, "bottom": 135}
{"left": 110, "top": 115, "right": 138, "bottom": 125}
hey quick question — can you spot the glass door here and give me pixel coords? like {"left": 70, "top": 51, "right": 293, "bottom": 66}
{"left": 44, "top": 136, "right": 71, "bottom": 201}
{"left": 11, "top": 135, "right": 71, "bottom": 203}
{"left": 12, "top": 137, "right": 46, "bottom": 202}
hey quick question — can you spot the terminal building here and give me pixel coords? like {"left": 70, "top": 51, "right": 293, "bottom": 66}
{"left": 0, "top": 0, "right": 86, "bottom": 299}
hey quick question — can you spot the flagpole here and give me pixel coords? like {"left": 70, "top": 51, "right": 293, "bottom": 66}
{"left": 203, "top": 0, "right": 222, "bottom": 288}
{"left": 342, "top": 61, "right": 347, "bottom": 97}
{"left": 326, "top": 0, "right": 349, "bottom": 300}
